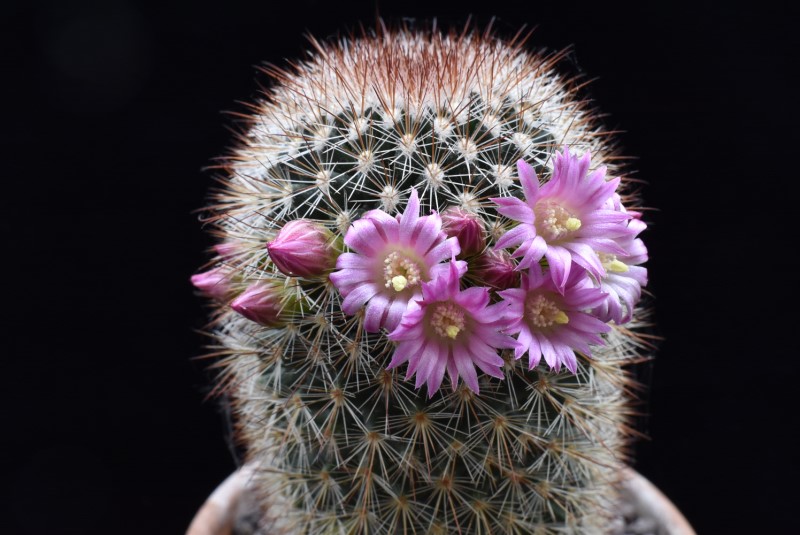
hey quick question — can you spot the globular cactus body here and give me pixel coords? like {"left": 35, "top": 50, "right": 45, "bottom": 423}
{"left": 195, "top": 26, "right": 647, "bottom": 534}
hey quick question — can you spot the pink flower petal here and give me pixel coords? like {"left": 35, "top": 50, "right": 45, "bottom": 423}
{"left": 495, "top": 224, "right": 533, "bottom": 250}
{"left": 387, "top": 334, "right": 425, "bottom": 369}
{"left": 517, "top": 159, "right": 540, "bottom": 202}
{"left": 563, "top": 242, "right": 604, "bottom": 279}
{"left": 514, "top": 327, "right": 533, "bottom": 361}
{"left": 423, "top": 236, "right": 460, "bottom": 266}
{"left": 446, "top": 357, "right": 459, "bottom": 391}
{"left": 526, "top": 331, "right": 542, "bottom": 369}
{"left": 335, "top": 252, "right": 373, "bottom": 270}
{"left": 454, "top": 346, "right": 480, "bottom": 393}
{"left": 406, "top": 339, "right": 431, "bottom": 377}
{"left": 515, "top": 235, "right": 547, "bottom": 270}
{"left": 539, "top": 336, "right": 559, "bottom": 370}
{"left": 345, "top": 219, "right": 385, "bottom": 255}
{"left": 558, "top": 344, "right": 578, "bottom": 373}
{"left": 364, "top": 294, "right": 390, "bottom": 332}
{"left": 399, "top": 189, "right": 420, "bottom": 242}
{"left": 415, "top": 343, "right": 443, "bottom": 390}
{"left": 493, "top": 196, "right": 534, "bottom": 223}
{"left": 454, "top": 286, "right": 490, "bottom": 311}
{"left": 427, "top": 351, "right": 449, "bottom": 398}
{"left": 413, "top": 215, "right": 444, "bottom": 255}
{"left": 384, "top": 296, "right": 410, "bottom": 333}
{"left": 341, "top": 283, "right": 379, "bottom": 314}
{"left": 544, "top": 245, "right": 572, "bottom": 292}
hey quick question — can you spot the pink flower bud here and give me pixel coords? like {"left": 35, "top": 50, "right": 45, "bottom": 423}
{"left": 191, "top": 267, "right": 235, "bottom": 302}
{"left": 266, "top": 219, "right": 336, "bottom": 278}
{"left": 230, "top": 283, "right": 285, "bottom": 326}
{"left": 441, "top": 207, "right": 485, "bottom": 257}
{"left": 474, "top": 248, "right": 519, "bottom": 291}
{"left": 213, "top": 242, "right": 238, "bottom": 260}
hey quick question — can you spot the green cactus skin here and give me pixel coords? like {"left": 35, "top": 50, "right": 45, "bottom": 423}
{"left": 197, "top": 26, "right": 649, "bottom": 534}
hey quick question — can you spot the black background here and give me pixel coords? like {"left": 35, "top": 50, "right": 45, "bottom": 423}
{"left": 4, "top": 0, "right": 797, "bottom": 533}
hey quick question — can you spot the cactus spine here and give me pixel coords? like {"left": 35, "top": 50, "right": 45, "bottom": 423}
{"left": 196, "top": 26, "right": 647, "bottom": 534}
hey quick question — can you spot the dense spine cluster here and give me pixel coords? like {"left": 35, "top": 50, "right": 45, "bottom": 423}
{"left": 194, "top": 26, "right": 650, "bottom": 534}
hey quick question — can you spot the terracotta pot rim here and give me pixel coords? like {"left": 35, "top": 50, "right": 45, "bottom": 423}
{"left": 620, "top": 467, "right": 696, "bottom": 535}
{"left": 186, "top": 464, "right": 695, "bottom": 535}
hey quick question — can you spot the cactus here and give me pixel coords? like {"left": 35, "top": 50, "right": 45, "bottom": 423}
{"left": 194, "top": 24, "right": 649, "bottom": 534}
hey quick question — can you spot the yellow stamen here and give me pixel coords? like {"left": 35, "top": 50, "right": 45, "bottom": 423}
{"left": 384, "top": 251, "right": 422, "bottom": 291}
{"left": 526, "top": 294, "right": 569, "bottom": 328}
{"left": 392, "top": 275, "right": 408, "bottom": 292}
{"left": 431, "top": 302, "right": 466, "bottom": 340}
{"left": 445, "top": 325, "right": 460, "bottom": 339}
{"left": 607, "top": 259, "right": 629, "bottom": 273}
{"left": 565, "top": 217, "right": 582, "bottom": 231}
{"left": 534, "top": 201, "right": 582, "bottom": 241}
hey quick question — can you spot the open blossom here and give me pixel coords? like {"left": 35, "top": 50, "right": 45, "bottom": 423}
{"left": 329, "top": 189, "right": 460, "bottom": 332}
{"left": 387, "top": 258, "right": 518, "bottom": 396}
{"left": 266, "top": 219, "right": 336, "bottom": 278}
{"left": 500, "top": 266, "right": 609, "bottom": 373}
{"left": 492, "top": 147, "right": 634, "bottom": 292}
{"left": 594, "top": 213, "right": 648, "bottom": 324}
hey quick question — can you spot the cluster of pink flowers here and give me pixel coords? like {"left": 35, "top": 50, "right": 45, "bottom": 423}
{"left": 330, "top": 147, "right": 647, "bottom": 396}
{"left": 192, "top": 147, "right": 647, "bottom": 397}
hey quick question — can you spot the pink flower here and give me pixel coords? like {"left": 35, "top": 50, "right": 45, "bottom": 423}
{"left": 266, "top": 219, "right": 336, "bottom": 278}
{"left": 191, "top": 267, "right": 235, "bottom": 302}
{"left": 499, "top": 267, "right": 609, "bottom": 373}
{"left": 593, "top": 199, "right": 648, "bottom": 323}
{"left": 230, "top": 283, "right": 286, "bottom": 326}
{"left": 492, "top": 147, "right": 634, "bottom": 292}
{"left": 329, "top": 189, "right": 460, "bottom": 332}
{"left": 472, "top": 248, "right": 519, "bottom": 291}
{"left": 441, "top": 207, "right": 486, "bottom": 257}
{"left": 388, "top": 258, "right": 519, "bottom": 396}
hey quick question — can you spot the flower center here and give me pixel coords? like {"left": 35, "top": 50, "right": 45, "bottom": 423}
{"left": 384, "top": 251, "right": 422, "bottom": 292}
{"left": 525, "top": 294, "right": 569, "bottom": 328}
{"left": 430, "top": 302, "right": 466, "bottom": 340}
{"left": 534, "top": 201, "right": 582, "bottom": 242}
{"left": 598, "top": 252, "right": 629, "bottom": 273}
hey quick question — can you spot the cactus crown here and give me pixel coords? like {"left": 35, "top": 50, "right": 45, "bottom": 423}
{"left": 195, "top": 24, "right": 649, "bottom": 534}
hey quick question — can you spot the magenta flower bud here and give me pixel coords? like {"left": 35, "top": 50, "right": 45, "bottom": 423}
{"left": 266, "top": 219, "right": 336, "bottom": 278}
{"left": 230, "top": 283, "right": 285, "bottom": 327}
{"left": 474, "top": 248, "right": 519, "bottom": 291}
{"left": 191, "top": 267, "right": 235, "bottom": 302}
{"left": 441, "top": 207, "right": 485, "bottom": 257}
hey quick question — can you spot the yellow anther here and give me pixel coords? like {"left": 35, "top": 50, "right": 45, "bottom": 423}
{"left": 431, "top": 302, "right": 466, "bottom": 340}
{"left": 565, "top": 217, "right": 582, "bottom": 231}
{"left": 391, "top": 275, "right": 408, "bottom": 292}
{"left": 554, "top": 311, "right": 570, "bottom": 324}
{"left": 445, "top": 325, "right": 460, "bottom": 339}
{"left": 607, "top": 259, "right": 629, "bottom": 273}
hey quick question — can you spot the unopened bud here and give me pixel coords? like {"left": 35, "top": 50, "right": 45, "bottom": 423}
{"left": 190, "top": 267, "right": 235, "bottom": 302}
{"left": 230, "top": 283, "right": 286, "bottom": 327}
{"left": 441, "top": 207, "right": 485, "bottom": 257}
{"left": 213, "top": 242, "right": 239, "bottom": 260}
{"left": 266, "top": 219, "right": 337, "bottom": 278}
{"left": 474, "top": 248, "right": 519, "bottom": 291}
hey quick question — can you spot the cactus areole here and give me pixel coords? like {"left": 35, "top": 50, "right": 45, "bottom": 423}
{"left": 193, "top": 25, "right": 650, "bottom": 534}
